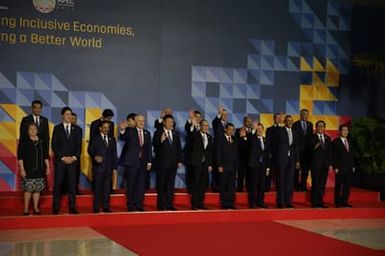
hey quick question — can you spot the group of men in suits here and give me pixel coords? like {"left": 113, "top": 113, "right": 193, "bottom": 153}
{"left": 18, "top": 101, "right": 356, "bottom": 214}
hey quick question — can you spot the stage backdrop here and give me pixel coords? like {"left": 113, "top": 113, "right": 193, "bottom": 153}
{"left": 0, "top": 0, "right": 352, "bottom": 191}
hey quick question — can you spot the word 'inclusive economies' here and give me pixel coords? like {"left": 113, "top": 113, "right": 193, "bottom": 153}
{"left": 0, "top": 16, "right": 135, "bottom": 48}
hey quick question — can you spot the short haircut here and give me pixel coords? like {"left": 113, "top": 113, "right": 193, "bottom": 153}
{"left": 285, "top": 115, "right": 292, "bottom": 120}
{"left": 31, "top": 100, "right": 43, "bottom": 107}
{"left": 339, "top": 124, "right": 349, "bottom": 131}
{"left": 126, "top": 113, "right": 137, "bottom": 121}
{"left": 273, "top": 112, "right": 280, "bottom": 119}
{"left": 200, "top": 119, "right": 209, "bottom": 126}
{"left": 300, "top": 108, "right": 309, "bottom": 114}
{"left": 225, "top": 123, "right": 235, "bottom": 129}
{"left": 257, "top": 122, "right": 264, "bottom": 129}
{"left": 163, "top": 114, "right": 174, "bottom": 122}
{"left": 99, "top": 120, "right": 111, "bottom": 127}
{"left": 71, "top": 112, "right": 77, "bottom": 117}
{"left": 194, "top": 110, "right": 201, "bottom": 116}
{"left": 102, "top": 109, "right": 114, "bottom": 118}
{"left": 243, "top": 116, "right": 251, "bottom": 122}
{"left": 61, "top": 106, "right": 72, "bottom": 116}
{"left": 316, "top": 120, "right": 326, "bottom": 127}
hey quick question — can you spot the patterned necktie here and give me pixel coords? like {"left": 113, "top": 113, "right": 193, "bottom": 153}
{"left": 167, "top": 130, "right": 173, "bottom": 144}
{"left": 138, "top": 129, "right": 144, "bottom": 146}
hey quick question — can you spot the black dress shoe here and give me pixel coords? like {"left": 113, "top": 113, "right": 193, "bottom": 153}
{"left": 221, "top": 206, "right": 228, "bottom": 210}
{"left": 93, "top": 209, "right": 100, "bottom": 213}
{"left": 191, "top": 207, "right": 198, "bottom": 210}
{"left": 343, "top": 203, "right": 352, "bottom": 208}
{"left": 135, "top": 207, "right": 145, "bottom": 212}
{"left": 257, "top": 204, "right": 268, "bottom": 209}
{"left": 286, "top": 204, "right": 295, "bottom": 209}
{"left": 166, "top": 207, "right": 177, "bottom": 211}
{"left": 198, "top": 206, "right": 209, "bottom": 210}
{"left": 320, "top": 204, "right": 329, "bottom": 208}
{"left": 249, "top": 204, "right": 256, "bottom": 209}
{"left": 33, "top": 209, "right": 41, "bottom": 215}
{"left": 23, "top": 211, "right": 29, "bottom": 216}
{"left": 157, "top": 207, "right": 165, "bottom": 211}
{"left": 69, "top": 209, "right": 79, "bottom": 214}
{"left": 127, "top": 206, "right": 135, "bottom": 212}
{"left": 52, "top": 210, "right": 59, "bottom": 215}
{"left": 103, "top": 208, "right": 112, "bottom": 213}
{"left": 277, "top": 204, "right": 284, "bottom": 209}
{"left": 228, "top": 205, "right": 237, "bottom": 210}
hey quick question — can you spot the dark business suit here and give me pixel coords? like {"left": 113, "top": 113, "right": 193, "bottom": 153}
{"left": 90, "top": 119, "right": 114, "bottom": 142}
{"left": 119, "top": 127, "right": 152, "bottom": 210}
{"left": 265, "top": 124, "right": 280, "bottom": 191}
{"left": 248, "top": 135, "right": 270, "bottom": 207}
{"left": 275, "top": 127, "right": 299, "bottom": 207}
{"left": 293, "top": 120, "right": 313, "bottom": 190}
{"left": 51, "top": 123, "right": 82, "bottom": 212}
{"left": 333, "top": 137, "right": 354, "bottom": 206}
{"left": 186, "top": 130, "right": 213, "bottom": 209}
{"left": 153, "top": 129, "right": 182, "bottom": 210}
{"left": 235, "top": 127, "right": 252, "bottom": 192}
{"left": 211, "top": 116, "right": 227, "bottom": 191}
{"left": 215, "top": 134, "right": 238, "bottom": 208}
{"left": 19, "top": 114, "right": 49, "bottom": 150}
{"left": 88, "top": 133, "right": 118, "bottom": 211}
{"left": 309, "top": 133, "right": 332, "bottom": 207}
{"left": 183, "top": 120, "right": 199, "bottom": 193}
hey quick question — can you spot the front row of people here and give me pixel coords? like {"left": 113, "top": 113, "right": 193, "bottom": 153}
{"left": 17, "top": 105, "right": 355, "bottom": 215}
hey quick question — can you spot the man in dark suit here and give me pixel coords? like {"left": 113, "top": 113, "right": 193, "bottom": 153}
{"left": 265, "top": 112, "right": 282, "bottom": 192}
{"left": 153, "top": 114, "right": 182, "bottom": 211}
{"left": 51, "top": 107, "right": 82, "bottom": 214}
{"left": 154, "top": 107, "right": 176, "bottom": 130}
{"left": 333, "top": 125, "right": 355, "bottom": 208}
{"left": 89, "top": 109, "right": 115, "bottom": 142}
{"left": 88, "top": 120, "right": 118, "bottom": 213}
{"left": 248, "top": 123, "right": 270, "bottom": 208}
{"left": 216, "top": 123, "right": 238, "bottom": 209}
{"left": 292, "top": 108, "right": 313, "bottom": 191}
{"left": 275, "top": 115, "right": 300, "bottom": 208}
{"left": 119, "top": 114, "right": 152, "bottom": 211}
{"left": 211, "top": 106, "right": 228, "bottom": 192}
{"left": 186, "top": 119, "right": 213, "bottom": 210}
{"left": 19, "top": 100, "right": 49, "bottom": 150}
{"left": 184, "top": 110, "right": 202, "bottom": 193}
{"left": 309, "top": 120, "right": 333, "bottom": 208}
{"left": 235, "top": 116, "right": 253, "bottom": 192}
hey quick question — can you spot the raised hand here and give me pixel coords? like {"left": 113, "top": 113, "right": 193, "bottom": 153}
{"left": 161, "top": 132, "right": 167, "bottom": 142}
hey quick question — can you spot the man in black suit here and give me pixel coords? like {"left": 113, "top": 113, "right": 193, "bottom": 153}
{"left": 235, "top": 116, "right": 253, "bottom": 192}
{"left": 186, "top": 119, "right": 213, "bottom": 210}
{"left": 248, "top": 123, "right": 270, "bottom": 208}
{"left": 89, "top": 109, "right": 115, "bottom": 142}
{"left": 119, "top": 114, "right": 152, "bottom": 211}
{"left": 154, "top": 107, "right": 176, "bottom": 130}
{"left": 265, "top": 112, "right": 282, "bottom": 192}
{"left": 88, "top": 120, "right": 118, "bottom": 213}
{"left": 19, "top": 100, "right": 49, "bottom": 150}
{"left": 309, "top": 120, "right": 333, "bottom": 208}
{"left": 184, "top": 110, "right": 202, "bottom": 193}
{"left": 211, "top": 106, "right": 228, "bottom": 192}
{"left": 292, "top": 109, "right": 313, "bottom": 191}
{"left": 275, "top": 115, "right": 300, "bottom": 208}
{"left": 216, "top": 123, "right": 238, "bottom": 209}
{"left": 153, "top": 114, "right": 182, "bottom": 211}
{"left": 333, "top": 125, "right": 355, "bottom": 208}
{"left": 51, "top": 107, "right": 82, "bottom": 214}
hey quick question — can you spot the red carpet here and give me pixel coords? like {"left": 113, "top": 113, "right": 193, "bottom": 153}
{"left": 92, "top": 221, "right": 385, "bottom": 256}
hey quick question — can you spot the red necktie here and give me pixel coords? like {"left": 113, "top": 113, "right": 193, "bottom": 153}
{"left": 344, "top": 139, "right": 349, "bottom": 152}
{"left": 138, "top": 129, "right": 144, "bottom": 146}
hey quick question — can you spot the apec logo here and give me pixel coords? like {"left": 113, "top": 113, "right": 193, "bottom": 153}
{"left": 33, "top": 0, "right": 75, "bottom": 14}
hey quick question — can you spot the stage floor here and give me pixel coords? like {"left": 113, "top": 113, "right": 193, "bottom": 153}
{"left": 0, "top": 189, "right": 384, "bottom": 256}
